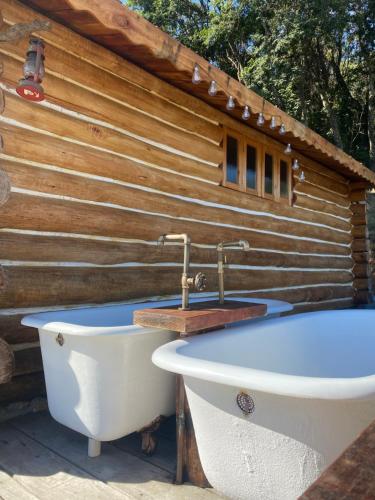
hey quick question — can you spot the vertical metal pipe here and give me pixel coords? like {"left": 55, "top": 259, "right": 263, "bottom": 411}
{"left": 175, "top": 374, "right": 186, "bottom": 484}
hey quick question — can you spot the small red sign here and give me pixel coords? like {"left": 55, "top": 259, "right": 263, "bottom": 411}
{"left": 16, "top": 83, "right": 44, "bottom": 102}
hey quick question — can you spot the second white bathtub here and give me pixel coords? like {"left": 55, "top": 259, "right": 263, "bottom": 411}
{"left": 153, "top": 309, "right": 375, "bottom": 499}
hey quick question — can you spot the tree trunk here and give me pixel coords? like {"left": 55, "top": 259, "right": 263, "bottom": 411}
{"left": 368, "top": 60, "right": 375, "bottom": 170}
{"left": 319, "top": 92, "right": 344, "bottom": 149}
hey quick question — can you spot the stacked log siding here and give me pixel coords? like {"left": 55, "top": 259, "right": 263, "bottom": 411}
{"left": 0, "top": 0, "right": 370, "bottom": 401}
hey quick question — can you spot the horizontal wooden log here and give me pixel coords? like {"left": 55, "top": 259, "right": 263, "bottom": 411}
{"left": 0, "top": 314, "right": 39, "bottom": 344}
{"left": 0, "top": 169, "right": 10, "bottom": 206}
{"left": 0, "top": 32, "right": 223, "bottom": 146}
{"left": 1, "top": 193, "right": 352, "bottom": 256}
{"left": 2, "top": 92, "right": 221, "bottom": 181}
{"left": 293, "top": 193, "right": 351, "bottom": 221}
{"left": 0, "top": 266, "right": 353, "bottom": 308}
{"left": 237, "top": 285, "right": 354, "bottom": 305}
{"left": 0, "top": 124, "right": 352, "bottom": 233}
{"left": 0, "top": 122, "right": 220, "bottom": 185}
{"left": 0, "top": 372, "right": 45, "bottom": 404}
{"left": 2, "top": 160, "right": 352, "bottom": 245}
{"left": 292, "top": 168, "right": 349, "bottom": 196}
{"left": 13, "top": 346, "right": 43, "bottom": 376}
{"left": 0, "top": 52, "right": 223, "bottom": 165}
{"left": 0, "top": 232, "right": 354, "bottom": 269}
{"left": 0, "top": 338, "right": 14, "bottom": 383}
{"left": 290, "top": 299, "right": 353, "bottom": 314}
{"left": 294, "top": 182, "right": 350, "bottom": 208}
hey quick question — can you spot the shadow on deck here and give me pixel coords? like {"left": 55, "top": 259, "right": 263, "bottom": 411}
{"left": 0, "top": 411, "right": 221, "bottom": 499}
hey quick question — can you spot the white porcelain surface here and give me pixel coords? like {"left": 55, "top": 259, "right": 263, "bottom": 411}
{"left": 22, "top": 297, "right": 289, "bottom": 444}
{"left": 153, "top": 310, "right": 375, "bottom": 499}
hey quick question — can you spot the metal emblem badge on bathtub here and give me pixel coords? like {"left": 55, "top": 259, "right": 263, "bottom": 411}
{"left": 55, "top": 333, "right": 64, "bottom": 346}
{"left": 236, "top": 392, "right": 255, "bottom": 416}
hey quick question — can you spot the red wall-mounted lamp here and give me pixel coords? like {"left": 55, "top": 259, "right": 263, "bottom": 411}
{"left": 16, "top": 37, "right": 45, "bottom": 102}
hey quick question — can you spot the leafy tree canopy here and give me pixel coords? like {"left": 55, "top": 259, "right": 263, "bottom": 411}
{"left": 125, "top": 0, "right": 375, "bottom": 168}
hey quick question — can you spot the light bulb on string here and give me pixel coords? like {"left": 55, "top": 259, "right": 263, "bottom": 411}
{"left": 270, "top": 116, "right": 277, "bottom": 129}
{"left": 192, "top": 64, "right": 201, "bottom": 84}
{"left": 298, "top": 170, "right": 305, "bottom": 182}
{"left": 208, "top": 80, "right": 217, "bottom": 96}
{"left": 257, "top": 112, "right": 265, "bottom": 126}
{"left": 279, "top": 123, "right": 286, "bottom": 135}
{"left": 226, "top": 95, "right": 235, "bottom": 110}
{"left": 284, "top": 143, "right": 292, "bottom": 154}
{"left": 292, "top": 158, "right": 300, "bottom": 171}
{"left": 242, "top": 105, "right": 251, "bottom": 120}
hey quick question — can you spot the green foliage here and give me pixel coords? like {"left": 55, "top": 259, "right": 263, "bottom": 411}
{"left": 124, "top": 0, "right": 374, "bottom": 168}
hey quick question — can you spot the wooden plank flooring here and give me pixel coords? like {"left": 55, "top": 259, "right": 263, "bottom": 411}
{"left": 0, "top": 411, "right": 222, "bottom": 499}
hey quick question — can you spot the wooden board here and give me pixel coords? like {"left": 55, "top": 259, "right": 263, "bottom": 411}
{"left": 134, "top": 300, "right": 267, "bottom": 334}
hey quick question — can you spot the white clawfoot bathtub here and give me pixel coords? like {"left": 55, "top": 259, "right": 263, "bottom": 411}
{"left": 153, "top": 309, "right": 375, "bottom": 499}
{"left": 21, "top": 297, "right": 290, "bottom": 458}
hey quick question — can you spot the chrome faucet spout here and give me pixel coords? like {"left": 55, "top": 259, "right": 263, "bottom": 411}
{"left": 216, "top": 240, "right": 250, "bottom": 304}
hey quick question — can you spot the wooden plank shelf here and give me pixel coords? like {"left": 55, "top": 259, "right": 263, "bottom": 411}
{"left": 134, "top": 299, "right": 267, "bottom": 488}
{"left": 133, "top": 300, "right": 267, "bottom": 335}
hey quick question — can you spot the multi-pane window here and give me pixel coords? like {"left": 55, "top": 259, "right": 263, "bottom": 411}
{"left": 223, "top": 129, "right": 292, "bottom": 204}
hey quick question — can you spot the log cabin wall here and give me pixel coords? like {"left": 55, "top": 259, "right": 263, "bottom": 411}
{"left": 0, "top": 0, "right": 370, "bottom": 403}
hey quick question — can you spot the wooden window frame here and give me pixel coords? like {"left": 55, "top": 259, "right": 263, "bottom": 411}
{"left": 222, "top": 127, "right": 292, "bottom": 205}
{"left": 278, "top": 153, "right": 293, "bottom": 205}
{"left": 223, "top": 129, "right": 245, "bottom": 192}
{"left": 244, "top": 139, "right": 262, "bottom": 196}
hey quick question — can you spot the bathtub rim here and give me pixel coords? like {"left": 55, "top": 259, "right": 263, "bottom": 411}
{"left": 152, "top": 309, "right": 375, "bottom": 401}
{"left": 21, "top": 297, "right": 292, "bottom": 336}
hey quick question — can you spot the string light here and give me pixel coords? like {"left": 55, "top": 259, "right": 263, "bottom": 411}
{"left": 192, "top": 64, "right": 201, "bottom": 84}
{"left": 226, "top": 95, "right": 235, "bottom": 110}
{"left": 189, "top": 66, "right": 300, "bottom": 172}
{"left": 285, "top": 143, "right": 292, "bottom": 154}
{"left": 257, "top": 112, "right": 265, "bottom": 126}
{"left": 270, "top": 116, "right": 277, "bottom": 129}
{"left": 208, "top": 80, "right": 218, "bottom": 96}
{"left": 292, "top": 158, "right": 300, "bottom": 171}
{"left": 242, "top": 105, "right": 251, "bottom": 120}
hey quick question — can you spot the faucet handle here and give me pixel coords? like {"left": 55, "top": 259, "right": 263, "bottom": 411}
{"left": 194, "top": 272, "right": 207, "bottom": 292}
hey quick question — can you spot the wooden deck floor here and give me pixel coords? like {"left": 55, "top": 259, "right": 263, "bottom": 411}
{"left": 0, "top": 411, "right": 222, "bottom": 499}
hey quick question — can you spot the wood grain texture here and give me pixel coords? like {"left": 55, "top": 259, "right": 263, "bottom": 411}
{"left": 0, "top": 338, "right": 15, "bottom": 383}
{"left": 1, "top": 193, "right": 352, "bottom": 256}
{"left": 300, "top": 419, "right": 375, "bottom": 499}
{"left": 2, "top": 161, "right": 352, "bottom": 245}
{"left": 134, "top": 300, "right": 267, "bottom": 334}
{"left": 0, "top": 169, "right": 10, "bottom": 206}
{"left": 1, "top": 124, "right": 353, "bottom": 233}
{"left": 0, "top": 266, "right": 353, "bottom": 308}
{"left": 0, "top": 232, "right": 353, "bottom": 269}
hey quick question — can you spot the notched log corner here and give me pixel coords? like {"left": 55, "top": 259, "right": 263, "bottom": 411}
{"left": 0, "top": 169, "right": 10, "bottom": 206}
{"left": 0, "top": 18, "right": 51, "bottom": 44}
{"left": 138, "top": 415, "right": 166, "bottom": 456}
{"left": 0, "top": 339, "right": 15, "bottom": 384}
